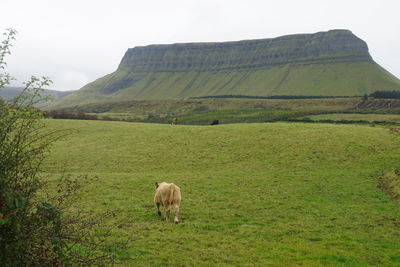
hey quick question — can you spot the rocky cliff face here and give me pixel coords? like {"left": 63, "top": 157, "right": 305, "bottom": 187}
{"left": 118, "top": 30, "right": 371, "bottom": 72}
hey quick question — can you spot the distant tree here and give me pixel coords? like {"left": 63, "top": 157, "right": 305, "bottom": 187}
{"left": 0, "top": 28, "right": 121, "bottom": 266}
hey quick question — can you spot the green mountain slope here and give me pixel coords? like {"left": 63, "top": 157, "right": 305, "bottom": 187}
{"left": 50, "top": 30, "right": 400, "bottom": 108}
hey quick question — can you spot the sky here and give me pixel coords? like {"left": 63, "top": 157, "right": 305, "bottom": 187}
{"left": 1, "top": 0, "right": 399, "bottom": 91}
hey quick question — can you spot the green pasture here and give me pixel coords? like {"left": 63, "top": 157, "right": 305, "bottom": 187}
{"left": 78, "top": 97, "right": 361, "bottom": 125}
{"left": 42, "top": 119, "right": 400, "bottom": 266}
{"left": 159, "top": 109, "right": 322, "bottom": 125}
{"left": 53, "top": 97, "right": 359, "bottom": 114}
{"left": 81, "top": 97, "right": 360, "bottom": 125}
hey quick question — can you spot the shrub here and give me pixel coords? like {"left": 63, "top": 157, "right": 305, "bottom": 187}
{"left": 0, "top": 28, "right": 123, "bottom": 266}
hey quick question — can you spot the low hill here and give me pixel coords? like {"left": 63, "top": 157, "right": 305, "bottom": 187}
{"left": 0, "top": 86, "right": 74, "bottom": 100}
{"left": 49, "top": 29, "right": 400, "bottom": 109}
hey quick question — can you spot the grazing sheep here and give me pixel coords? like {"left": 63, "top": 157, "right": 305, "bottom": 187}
{"left": 154, "top": 182, "right": 181, "bottom": 223}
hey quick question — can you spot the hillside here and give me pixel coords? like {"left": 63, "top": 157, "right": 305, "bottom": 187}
{"left": 50, "top": 29, "right": 400, "bottom": 109}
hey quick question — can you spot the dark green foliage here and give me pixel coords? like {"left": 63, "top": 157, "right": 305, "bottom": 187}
{"left": 370, "top": 90, "right": 400, "bottom": 99}
{"left": 45, "top": 110, "right": 123, "bottom": 121}
{"left": 46, "top": 110, "right": 99, "bottom": 120}
{"left": 0, "top": 28, "right": 123, "bottom": 266}
{"left": 0, "top": 76, "right": 68, "bottom": 266}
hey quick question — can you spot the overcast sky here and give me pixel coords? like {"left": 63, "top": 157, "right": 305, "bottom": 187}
{"left": 1, "top": 0, "right": 399, "bottom": 91}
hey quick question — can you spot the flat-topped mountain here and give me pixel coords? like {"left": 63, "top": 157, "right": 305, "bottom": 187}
{"left": 119, "top": 29, "right": 370, "bottom": 73}
{"left": 50, "top": 30, "right": 400, "bottom": 109}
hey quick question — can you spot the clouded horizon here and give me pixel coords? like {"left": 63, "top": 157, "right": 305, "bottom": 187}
{"left": 1, "top": 0, "right": 399, "bottom": 91}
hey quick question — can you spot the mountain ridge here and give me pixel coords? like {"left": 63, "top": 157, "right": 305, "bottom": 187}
{"left": 48, "top": 29, "right": 400, "bottom": 109}
{"left": 118, "top": 29, "right": 371, "bottom": 73}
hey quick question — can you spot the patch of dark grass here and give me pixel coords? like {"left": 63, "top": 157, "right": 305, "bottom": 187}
{"left": 378, "top": 169, "right": 400, "bottom": 201}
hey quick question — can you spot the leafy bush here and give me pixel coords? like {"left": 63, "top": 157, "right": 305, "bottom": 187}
{"left": 0, "top": 28, "right": 123, "bottom": 266}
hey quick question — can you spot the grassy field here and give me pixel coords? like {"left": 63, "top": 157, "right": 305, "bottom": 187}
{"left": 92, "top": 109, "right": 331, "bottom": 125}
{"left": 52, "top": 97, "right": 360, "bottom": 114}
{"left": 142, "top": 109, "right": 327, "bottom": 125}
{"left": 52, "top": 97, "right": 400, "bottom": 126}
{"left": 42, "top": 119, "right": 400, "bottom": 266}
{"left": 67, "top": 97, "right": 361, "bottom": 125}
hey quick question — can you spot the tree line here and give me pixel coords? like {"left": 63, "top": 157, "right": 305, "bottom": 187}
{"left": 193, "top": 91, "right": 400, "bottom": 100}
{"left": 369, "top": 90, "right": 400, "bottom": 99}
{"left": 45, "top": 110, "right": 122, "bottom": 121}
